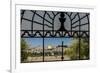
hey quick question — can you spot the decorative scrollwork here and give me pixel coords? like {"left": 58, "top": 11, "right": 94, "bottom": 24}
{"left": 21, "top": 10, "right": 89, "bottom": 38}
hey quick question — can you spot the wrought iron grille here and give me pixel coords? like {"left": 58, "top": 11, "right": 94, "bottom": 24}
{"left": 21, "top": 10, "right": 90, "bottom": 63}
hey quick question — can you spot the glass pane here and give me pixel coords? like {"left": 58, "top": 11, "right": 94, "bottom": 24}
{"left": 63, "top": 38, "right": 79, "bottom": 60}
{"left": 21, "top": 38, "right": 43, "bottom": 63}
{"left": 80, "top": 38, "right": 89, "bottom": 60}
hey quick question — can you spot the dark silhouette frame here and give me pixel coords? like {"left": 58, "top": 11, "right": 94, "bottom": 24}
{"left": 21, "top": 10, "right": 90, "bottom": 62}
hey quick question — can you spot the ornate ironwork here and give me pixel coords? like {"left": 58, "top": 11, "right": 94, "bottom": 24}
{"left": 21, "top": 10, "right": 89, "bottom": 38}
{"left": 21, "top": 10, "right": 90, "bottom": 62}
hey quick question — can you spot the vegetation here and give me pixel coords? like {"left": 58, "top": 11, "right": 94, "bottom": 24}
{"left": 21, "top": 38, "right": 89, "bottom": 62}
{"left": 33, "top": 52, "right": 43, "bottom": 57}
{"left": 64, "top": 39, "right": 79, "bottom": 60}
{"left": 21, "top": 38, "right": 29, "bottom": 62}
{"left": 64, "top": 38, "right": 89, "bottom": 60}
{"left": 80, "top": 38, "right": 89, "bottom": 59}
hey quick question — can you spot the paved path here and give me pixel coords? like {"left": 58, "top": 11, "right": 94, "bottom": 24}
{"left": 26, "top": 55, "right": 70, "bottom": 62}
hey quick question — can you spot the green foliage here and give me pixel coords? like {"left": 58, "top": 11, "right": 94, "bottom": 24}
{"left": 21, "top": 51, "right": 28, "bottom": 62}
{"left": 80, "top": 38, "right": 89, "bottom": 59}
{"left": 66, "top": 39, "right": 79, "bottom": 60}
{"left": 21, "top": 38, "right": 29, "bottom": 62}
{"left": 65, "top": 38, "right": 89, "bottom": 60}
{"left": 21, "top": 38, "right": 28, "bottom": 50}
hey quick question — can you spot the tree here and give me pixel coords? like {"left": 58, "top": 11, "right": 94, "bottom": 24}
{"left": 21, "top": 38, "right": 29, "bottom": 62}
{"left": 68, "top": 39, "right": 79, "bottom": 59}
{"left": 65, "top": 38, "right": 89, "bottom": 60}
{"left": 80, "top": 38, "right": 89, "bottom": 59}
{"left": 21, "top": 38, "right": 28, "bottom": 50}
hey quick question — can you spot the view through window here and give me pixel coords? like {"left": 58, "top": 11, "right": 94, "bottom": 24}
{"left": 20, "top": 10, "right": 90, "bottom": 63}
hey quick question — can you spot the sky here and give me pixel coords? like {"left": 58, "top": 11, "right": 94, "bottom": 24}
{"left": 21, "top": 10, "right": 88, "bottom": 49}
{"left": 24, "top": 38, "right": 73, "bottom": 48}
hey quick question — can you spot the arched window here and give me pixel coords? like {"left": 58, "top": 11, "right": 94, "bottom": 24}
{"left": 21, "top": 10, "right": 89, "bottom": 63}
